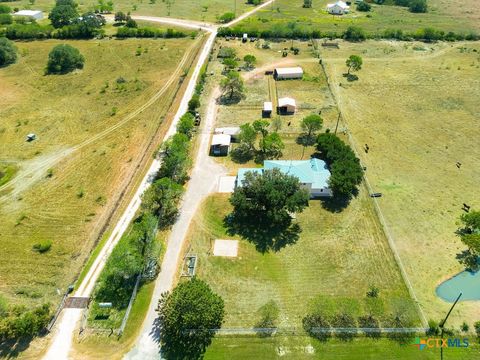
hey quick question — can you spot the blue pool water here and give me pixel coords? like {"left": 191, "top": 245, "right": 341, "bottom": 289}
{"left": 436, "top": 270, "right": 480, "bottom": 302}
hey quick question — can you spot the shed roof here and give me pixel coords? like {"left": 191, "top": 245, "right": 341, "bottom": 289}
{"left": 14, "top": 10, "right": 42, "bottom": 16}
{"left": 327, "top": 1, "right": 349, "bottom": 9}
{"left": 274, "top": 67, "right": 304, "bottom": 76}
{"left": 263, "top": 102, "right": 273, "bottom": 111}
{"left": 278, "top": 97, "right": 296, "bottom": 107}
{"left": 212, "top": 134, "right": 231, "bottom": 146}
{"left": 214, "top": 127, "right": 240, "bottom": 136}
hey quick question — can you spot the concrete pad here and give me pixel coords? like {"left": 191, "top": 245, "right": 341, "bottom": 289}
{"left": 218, "top": 176, "right": 236, "bottom": 193}
{"left": 213, "top": 239, "right": 239, "bottom": 257}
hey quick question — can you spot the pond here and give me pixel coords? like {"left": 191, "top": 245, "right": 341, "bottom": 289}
{"left": 436, "top": 270, "right": 480, "bottom": 302}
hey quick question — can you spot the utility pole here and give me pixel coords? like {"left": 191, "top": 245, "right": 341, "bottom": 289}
{"left": 439, "top": 292, "right": 462, "bottom": 360}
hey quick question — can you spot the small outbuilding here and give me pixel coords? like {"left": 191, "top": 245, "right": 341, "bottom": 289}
{"left": 26, "top": 133, "right": 37, "bottom": 142}
{"left": 327, "top": 1, "right": 350, "bottom": 15}
{"left": 277, "top": 97, "right": 296, "bottom": 114}
{"left": 211, "top": 134, "right": 231, "bottom": 156}
{"left": 242, "top": 33, "right": 248, "bottom": 43}
{"left": 214, "top": 127, "right": 240, "bottom": 142}
{"left": 273, "top": 67, "right": 304, "bottom": 80}
{"left": 13, "top": 10, "right": 44, "bottom": 20}
{"left": 262, "top": 102, "right": 273, "bottom": 118}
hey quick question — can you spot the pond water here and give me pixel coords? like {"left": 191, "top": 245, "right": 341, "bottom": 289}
{"left": 436, "top": 270, "right": 480, "bottom": 302}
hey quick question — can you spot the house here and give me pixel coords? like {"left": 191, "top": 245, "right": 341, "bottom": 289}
{"left": 277, "top": 97, "right": 296, "bottom": 114}
{"left": 327, "top": 1, "right": 350, "bottom": 15}
{"left": 262, "top": 102, "right": 273, "bottom": 118}
{"left": 236, "top": 159, "right": 332, "bottom": 198}
{"left": 211, "top": 134, "right": 231, "bottom": 156}
{"left": 214, "top": 127, "right": 241, "bottom": 142}
{"left": 13, "top": 10, "right": 44, "bottom": 20}
{"left": 273, "top": 67, "right": 304, "bottom": 80}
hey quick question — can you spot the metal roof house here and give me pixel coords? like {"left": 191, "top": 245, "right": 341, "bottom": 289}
{"left": 214, "top": 127, "right": 241, "bottom": 142}
{"left": 273, "top": 67, "right": 304, "bottom": 80}
{"left": 211, "top": 134, "right": 231, "bottom": 156}
{"left": 327, "top": 1, "right": 350, "bottom": 15}
{"left": 263, "top": 101, "right": 273, "bottom": 118}
{"left": 13, "top": 10, "right": 44, "bottom": 20}
{"left": 236, "top": 159, "right": 332, "bottom": 198}
{"left": 277, "top": 97, "right": 296, "bottom": 114}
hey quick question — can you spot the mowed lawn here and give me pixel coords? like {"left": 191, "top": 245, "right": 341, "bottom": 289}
{"left": 0, "top": 37, "right": 199, "bottom": 307}
{"left": 322, "top": 40, "right": 480, "bottom": 327}
{"left": 234, "top": 0, "right": 480, "bottom": 35}
{"left": 205, "top": 336, "right": 480, "bottom": 359}
{"left": 183, "top": 189, "right": 417, "bottom": 328}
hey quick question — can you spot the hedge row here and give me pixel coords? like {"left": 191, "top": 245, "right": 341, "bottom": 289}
{"left": 218, "top": 25, "right": 479, "bottom": 42}
{"left": 116, "top": 26, "right": 189, "bottom": 39}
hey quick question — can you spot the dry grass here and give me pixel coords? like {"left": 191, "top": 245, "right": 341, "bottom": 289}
{"left": 0, "top": 37, "right": 199, "bottom": 307}
{"left": 321, "top": 40, "right": 480, "bottom": 327}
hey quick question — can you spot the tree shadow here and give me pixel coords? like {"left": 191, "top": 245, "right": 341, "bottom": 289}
{"left": 343, "top": 73, "right": 359, "bottom": 82}
{"left": 217, "top": 95, "right": 243, "bottom": 105}
{"left": 0, "top": 337, "right": 34, "bottom": 359}
{"left": 230, "top": 145, "right": 254, "bottom": 164}
{"left": 160, "top": 328, "right": 216, "bottom": 360}
{"left": 296, "top": 133, "right": 316, "bottom": 147}
{"left": 320, "top": 190, "right": 357, "bottom": 213}
{"left": 224, "top": 212, "right": 301, "bottom": 253}
{"left": 455, "top": 250, "right": 479, "bottom": 271}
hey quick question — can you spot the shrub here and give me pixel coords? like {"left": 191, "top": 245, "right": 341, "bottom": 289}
{"left": 409, "top": 0, "right": 427, "bottom": 13}
{"left": 32, "top": 240, "right": 52, "bottom": 253}
{"left": 0, "top": 36, "right": 16, "bottom": 66}
{"left": 0, "top": 303, "right": 51, "bottom": 341}
{"left": 0, "top": 4, "right": 11, "bottom": 13}
{"left": 343, "top": 26, "right": 366, "bottom": 42}
{"left": 0, "top": 13, "right": 12, "bottom": 25}
{"left": 302, "top": 313, "right": 331, "bottom": 341}
{"left": 474, "top": 321, "right": 480, "bottom": 337}
{"left": 5, "top": 23, "right": 53, "bottom": 39}
{"left": 218, "top": 12, "right": 235, "bottom": 23}
{"left": 177, "top": 112, "right": 195, "bottom": 139}
{"left": 188, "top": 94, "right": 200, "bottom": 112}
{"left": 357, "top": 2, "right": 371, "bottom": 11}
{"left": 247, "top": 0, "right": 261, "bottom": 4}
{"left": 46, "top": 44, "right": 84, "bottom": 74}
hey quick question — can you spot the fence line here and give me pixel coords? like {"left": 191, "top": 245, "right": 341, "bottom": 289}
{"left": 118, "top": 274, "right": 142, "bottom": 336}
{"left": 46, "top": 290, "right": 70, "bottom": 332}
{"left": 177, "top": 327, "right": 426, "bottom": 335}
{"left": 317, "top": 54, "right": 428, "bottom": 328}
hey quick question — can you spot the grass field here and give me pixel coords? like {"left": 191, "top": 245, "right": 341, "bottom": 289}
{"left": 205, "top": 336, "right": 480, "bottom": 359}
{"left": 0, "top": 36, "right": 200, "bottom": 309}
{"left": 5, "top": 0, "right": 255, "bottom": 23}
{"left": 321, "top": 40, "right": 480, "bottom": 327}
{"left": 183, "top": 189, "right": 417, "bottom": 329}
{"left": 233, "top": 0, "right": 480, "bottom": 35}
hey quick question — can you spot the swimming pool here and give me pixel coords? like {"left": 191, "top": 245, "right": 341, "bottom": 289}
{"left": 436, "top": 270, "right": 480, "bottom": 302}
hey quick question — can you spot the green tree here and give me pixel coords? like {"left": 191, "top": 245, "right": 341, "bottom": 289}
{"left": 346, "top": 55, "right": 363, "bottom": 75}
{"left": 243, "top": 54, "right": 256, "bottom": 69}
{"left": 228, "top": 168, "right": 309, "bottom": 252}
{"left": 456, "top": 210, "right": 480, "bottom": 271}
{"left": 343, "top": 26, "right": 366, "bottom": 42}
{"left": 218, "top": 12, "right": 235, "bottom": 23}
{"left": 409, "top": 0, "right": 427, "bottom": 13}
{"left": 357, "top": 1, "right": 371, "bottom": 11}
{"left": 259, "top": 132, "right": 284, "bottom": 160}
{"left": 177, "top": 112, "right": 195, "bottom": 139}
{"left": 158, "top": 277, "right": 224, "bottom": 359}
{"left": 301, "top": 114, "right": 323, "bottom": 137}
{"left": 256, "top": 300, "right": 279, "bottom": 329}
{"left": 142, "top": 177, "right": 184, "bottom": 228}
{"left": 114, "top": 11, "right": 127, "bottom": 22}
{"left": 247, "top": 0, "right": 261, "bottom": 4}
{"left": 188, "top": 94, "right": 200, "bottom": 112}
{"left": 48, "top": 3, "right": 79, "bottom": 28}
{"left": 46, "top": 44, "right": 84, "bottom": 74}
{"left": 303, "top": 0, "right": 312, "bottom": 8}
{"left": 238, "top": 122, "right": 257, "bottom": 150}
{"left": 0, "top": 37, "right": 17, "bottom": 67}
{"left": 223, "top": 57, "right": 238, "bottom": 71}
{"left": 157, "top": 133, "right": 191, "bottom": 184}
{"left": 220, "top": 70, "right": 244, "bottom": 101}
{"left": 0, "top": 4, "right": 11, "bottom": 13}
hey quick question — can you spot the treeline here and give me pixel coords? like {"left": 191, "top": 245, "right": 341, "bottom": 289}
{"left": 116, "top": 26, "right": 189, "bottom": 39}
{"left": 316, "top": 133, "right": 363, "bottom": 198}
{"left": 0, "top": 303, "right": 51, "bottom": 342}
{"left": 92, "top": 66, "right": 207, "bottom": 314}
{"left": 218, "top": 25, "right": 479, "bottom": 42}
